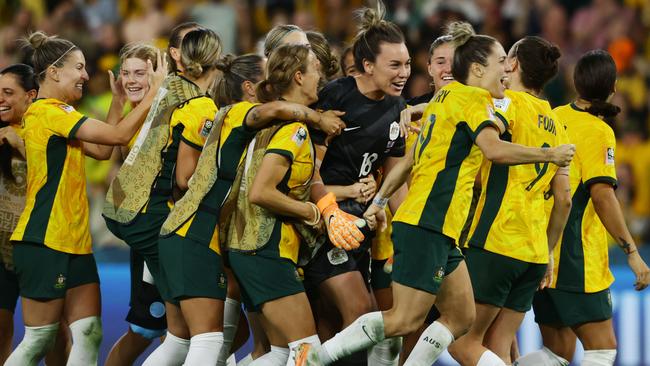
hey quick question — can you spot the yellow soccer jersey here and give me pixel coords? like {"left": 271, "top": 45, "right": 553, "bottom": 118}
{"left": 170, "top": 96, "right": 217, "bottom": 151}
{"left": 468, "top": 90, "right": 569, "bottom": 263}
{"left": 146, "top": 96, "right": 217, "bottom": 213}
{"left": 11, "top": 99, "right": 92, "bottom": 254}
{"left": 546, "top": 103, "right": 616, "bottom": 293}
{"left": 174, "top": 101, "right": 259, "bottom": 253}
{"left": 393, "top": 81, "right": 499, "bottom": 242}
{"left": 265, "top": 122, "right": 314, "bottom": 263}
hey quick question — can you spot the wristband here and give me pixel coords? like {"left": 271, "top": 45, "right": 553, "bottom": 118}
{"left": 303, "top": 202, "right": 321, "bottom": 227}
{"left": 372, "top": 195, "right": 389, "bottom": 209}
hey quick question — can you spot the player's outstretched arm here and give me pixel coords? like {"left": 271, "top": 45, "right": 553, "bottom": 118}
{"left": 245, "top": 102, "right": 345, "bottom": 136}
{"left": 541, "top": 169, "right": 572, "bottom": 289}
{"left": 591, "top": 182, "right": 650, "bottom": 291}
{"left": 475, "top": 126, "right": 575, "bottom": 167}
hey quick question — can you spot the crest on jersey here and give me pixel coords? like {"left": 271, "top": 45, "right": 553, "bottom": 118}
{"left": 389, "top": 121, "right": 400, "bottom": 141}
{"left": 292, "top": 127, "right": 307, "bottom": 147}
{"left": 200, "top": 119, "right": 214, "bottom": 137}
{"left": 58, "top": 104, "right": 75, "bottom": 113}
{"left": 606, "top": 147, "right": 615, "bottom": 165}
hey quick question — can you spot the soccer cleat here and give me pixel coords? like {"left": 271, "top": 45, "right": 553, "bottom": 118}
{"left": 294, "top": 343, "right": 322, "bottom": 366}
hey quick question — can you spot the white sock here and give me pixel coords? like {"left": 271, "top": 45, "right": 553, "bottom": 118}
{"left": 238, "top": 354, "right": 254, "bottom": 366}
{"left": 218, "top": 298, "right": 242, "bottom": 366}
{"left": 515, "top": 347, "right": 569, "bottom": 366}
{"left": 68, "top": 316, "right": 103, "bottom": 366}
{"left": 320, "top": 311, "right": 385, "bottom": 364}
{"left": 185, "top": 332, "right": 224, "bottom": 366}
{"left": 250, "top": 346, "right": 290, "bottom": 366}
{"left": 4, "top": 322, "right": 59, "bottom": 366}
{"left": 367, "top": 337, "right": 402, "bottom": 366}
{"left": 403, "top": 321, "right": 454, "bottom": 366}
{"left": 227, "top": 353, "right": 238, "bottom": 365}
{"left": 477, "top": 350, "right": 506, "bottom": 366}
{"left": 142, "top": 331, "right": 190, "bottom": 366}
{"left": 582, "top": 349, "right": 617, "bottom": 366}
{"left": 287, "top": 335, "right": 321, "bottom": 366}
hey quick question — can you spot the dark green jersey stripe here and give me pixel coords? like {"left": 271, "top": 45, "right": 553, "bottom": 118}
{"left": 468, "top": 165, "right": 509, "bottom": 248}
{"left": 185, "top": 126, "right": 256, "bottom": 245}
{"left": 556, "top": 181, "right": 589, "bottom": 292}
{"left": 469, "top": 131, "right": 511, "bottom": 248}
{"left": 23, "top": 136, "right": 68, "bottom": 243}
{"left": 418, "top": 122, "right": 474, "bottom": 232}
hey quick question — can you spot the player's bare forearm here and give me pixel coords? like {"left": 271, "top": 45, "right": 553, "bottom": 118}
{"left": 547, "top": 172, "right": 571, "bottom": 252}
{"left": 376, "top": 150, "right": 413, "bottom": 200}
{"left": 591, "top": 182, "right": 637, "bottom": 255}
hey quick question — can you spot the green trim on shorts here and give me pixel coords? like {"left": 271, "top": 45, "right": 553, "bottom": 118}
{"left": 391, "top": 222, "right": 464, "bottom": 295}
{"left": 12, "top": 242, "right": 99, "bottom": 300}
{"left": 466, "top": 247, "right": 546, "bottom": 312}
{"left": 158, "top": 234, "right": 227, "bottom": 303}
{"left": 228, "top": 222, "right": 304, "bottom": 311}
{"left": 533, "top": 288, "right": 613, "bottom": 327}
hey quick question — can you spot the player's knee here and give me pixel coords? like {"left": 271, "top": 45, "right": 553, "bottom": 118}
{"left": 130, "top": 323, "right": 166, "bottom": 341}
{"left": 439, "top": 308, "right": 474, "bottom": 337}
{"left": 6, "top": 322, "right": 60, "bottom": 365}
{"left": 70, "top": 316, "right": 103, "bottom": 348}
{"left": 386, "top": 309, "right": 424, "bottom": 336}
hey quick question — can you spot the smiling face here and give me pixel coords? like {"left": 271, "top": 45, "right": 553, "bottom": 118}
{"left": 121, "top": 57, "right": 150, "bottom": 104}
{"left": 0, "top": 73, "right": 35, "bottom": 124}
{"left": 51, "top": 50, "right": 89, "bottom": 103}
{"left": 474, "top": 42, "right": 509, "bottom": 99}
{"left": 365, "top": 42, "right": 411, "bottom": 96}
{"left": 428, "top": 42, "right": 454, "bottom": 90}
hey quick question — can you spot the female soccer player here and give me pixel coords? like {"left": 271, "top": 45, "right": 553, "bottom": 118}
{"left": 396, "top": 33, "right": 456, "bottom": 364}
{"left": 6, "top": 31, "right": 164, "bottom": 366}
{"left": 223, "top": 44, "right": 324, "bottom": 366}
{"left": 517, "top": 50, "right": 650, "bottom": 366}
{"left": 104, "top": 42, "right": 168, "bottom": 366}
{"left": 103, "top": 28, "right": 220, "bottom": 366}
{"left": 316, "top": 22, "right": 575, "bottom": 366}
{"left": 0, "top": 64, "right": 35, "bottom": 363}
{"left": 304, "top": 3, "right": 411, "bottom": 365}
{"left": 150, "top": 47, "right": 343, "bottom": 365}
{"left": 448, "top": 36, "right": 572, "bottom": 366}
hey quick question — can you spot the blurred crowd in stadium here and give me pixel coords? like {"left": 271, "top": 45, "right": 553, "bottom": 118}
{"left": 1, "top": 0, "right": 649, "bottom": 248}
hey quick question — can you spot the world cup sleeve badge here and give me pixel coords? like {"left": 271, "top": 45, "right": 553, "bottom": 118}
{"left": 200, "top": 119, "right": 214, "bottom": 137}
{"left": 292, "top": 126, "right": 308, "bottom": 147}
{"left": 606, "top": 147, "right": 615, "bottom": 165}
